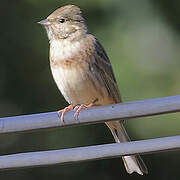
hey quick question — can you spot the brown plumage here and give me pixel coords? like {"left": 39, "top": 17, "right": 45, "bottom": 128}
{"left": 39, "top": 5, "right": 148, "bottom": 175}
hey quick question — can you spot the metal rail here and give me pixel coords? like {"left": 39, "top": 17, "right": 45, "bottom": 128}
{"left": 0, "top": 95, "right": 180, "bottom": 134}
{"left": 0, "top": 135, "right": 179, "bottom": 170}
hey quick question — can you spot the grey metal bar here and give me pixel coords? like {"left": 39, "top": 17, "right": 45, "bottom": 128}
{"left": 0, "top": 135, "right": 180, "bottom": 170}
{"left": 0, "top": 95, "right": 180, "bottom": 134}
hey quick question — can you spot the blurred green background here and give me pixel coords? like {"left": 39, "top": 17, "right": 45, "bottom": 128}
{"left": 0, "top": 0, "right": 180, "bottom": 179}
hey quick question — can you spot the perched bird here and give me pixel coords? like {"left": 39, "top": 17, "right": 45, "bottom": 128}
{"left": 38, "top": 5, "right": 148, "bottom": 175}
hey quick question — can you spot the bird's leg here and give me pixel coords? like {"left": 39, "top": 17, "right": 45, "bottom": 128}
{"left": 58, "top": 104, "right": 74, "bottom": 122}
{"left": 74, "top": 99, "right": 98, "bottom": 118}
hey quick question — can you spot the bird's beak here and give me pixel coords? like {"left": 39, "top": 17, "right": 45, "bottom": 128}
{"left": 37, "top": 19, "right": 51, "bottom": 26}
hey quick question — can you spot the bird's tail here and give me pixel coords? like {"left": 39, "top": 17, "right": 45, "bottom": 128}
{"left": 105, "top": 121, "right": 148, "bottom": 175}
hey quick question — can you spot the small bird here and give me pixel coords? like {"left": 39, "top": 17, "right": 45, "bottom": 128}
{"left": 38, "top": 5, "right": 148, "bottom": 175}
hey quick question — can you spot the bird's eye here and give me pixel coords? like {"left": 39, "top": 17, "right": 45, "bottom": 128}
{"left": 59, "top": 18, "right": 66, "bottom": 23}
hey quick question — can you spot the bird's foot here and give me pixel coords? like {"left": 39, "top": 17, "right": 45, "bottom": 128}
{"left": 58, "top": 104, "right": 74, "bottom": 122}
{"left": 74, "top": 99, "right": 98, "bottom": 118}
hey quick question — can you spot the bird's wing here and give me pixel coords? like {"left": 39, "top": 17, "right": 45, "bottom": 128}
{"left": 89, "top": 37, "right": 122, "bottom": 103}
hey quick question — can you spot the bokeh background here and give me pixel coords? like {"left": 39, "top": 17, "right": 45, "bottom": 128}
{"left": 0, "top": 0, "right": 180, "bottom": 179}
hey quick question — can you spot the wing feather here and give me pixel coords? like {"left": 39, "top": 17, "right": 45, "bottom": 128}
{"left": 89, "top": 37, "right": 122, "bottom": 103}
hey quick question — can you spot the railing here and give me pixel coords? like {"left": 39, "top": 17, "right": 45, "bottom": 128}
{"left": 0, "top": 95, "right": 180, "bottom": 170}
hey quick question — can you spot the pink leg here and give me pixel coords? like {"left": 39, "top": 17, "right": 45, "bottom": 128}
{"left": 58, "top": 104, "right": 74, "bottom": 122}
{"left": 75, "top": 102, "right": 95, "bottom": 118}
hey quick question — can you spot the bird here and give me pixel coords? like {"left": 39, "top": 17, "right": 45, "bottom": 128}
{"left": 38, "top": 4, "right": 148, "bottom": 175}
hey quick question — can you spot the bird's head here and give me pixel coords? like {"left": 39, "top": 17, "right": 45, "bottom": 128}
{"left": 38, "top": 5, "right": 88, "bottom": 41}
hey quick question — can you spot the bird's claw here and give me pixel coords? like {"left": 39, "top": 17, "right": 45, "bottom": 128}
{"left": 74, "top": 103, "right": 94, "bottom": 120}
{"left": 58, "top": 104, "right": 74, "bottom": 122}
{"left": 58, "top": 99, "right": 98, "bottom": 122}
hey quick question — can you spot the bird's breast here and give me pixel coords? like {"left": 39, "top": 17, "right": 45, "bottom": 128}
{"left": 49, "top": 38, "right": 114, "bottom": 105}
{"left": 50, "top": 39, "right": 82, "bottom": 61}
{"left": 51, "top": 60, "right": 101, "bottom": 105}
